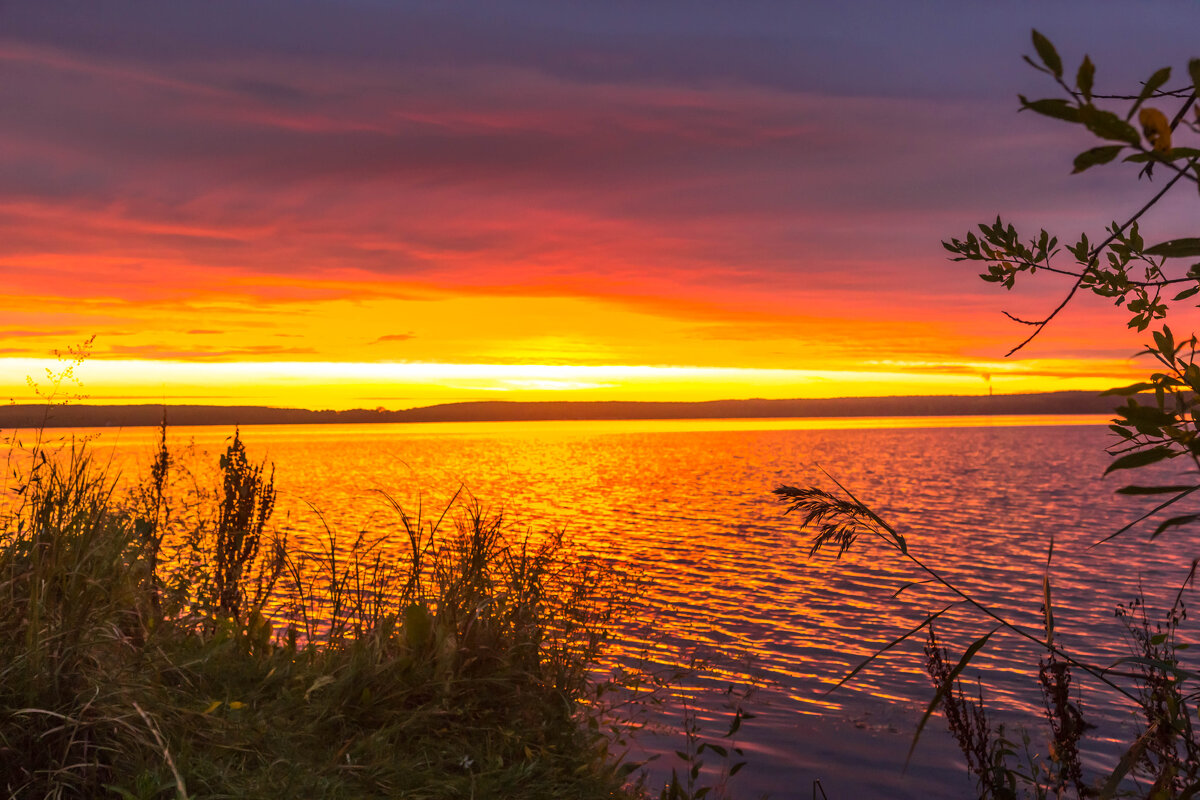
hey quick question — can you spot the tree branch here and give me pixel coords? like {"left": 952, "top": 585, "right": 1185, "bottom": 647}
{"left": 1004, "top": 160, "right": 1195, "bottom": 357}
{"left": 995, "top": 257, "right": 1191, "bottom": 287}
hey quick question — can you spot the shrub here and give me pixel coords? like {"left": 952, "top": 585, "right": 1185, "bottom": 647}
{"left": 0, "top": 429, "right": 637, "bottom": 799}
{"left": 778, "top": 32, "right": 1200, "bottom": 799}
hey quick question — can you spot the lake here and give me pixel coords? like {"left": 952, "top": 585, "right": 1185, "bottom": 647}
{"left": 27, "top": 415, "right": 1200, "bottom": 799}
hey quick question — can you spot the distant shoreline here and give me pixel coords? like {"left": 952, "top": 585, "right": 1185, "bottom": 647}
{"left": 0, "top": 391, "right": 1121, "bottom": 429}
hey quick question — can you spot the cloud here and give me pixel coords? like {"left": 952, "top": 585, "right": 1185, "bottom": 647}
{"left": 0, "top": 328, "right": 77, "bottom": 338}
{"left": 101, "top": 344, "right": 317, "bottom": 360}
{"left": 857, "top": 358, "right": 1139, "bottom": 381}
{"left": 372, "top": 333, "right": 416, "bottom": 343}
{"left": 0, "top": 22, "right": 1143, "bottom": 323}
{"left": 2, "top": 2, "right": 1195, "bottom": 381}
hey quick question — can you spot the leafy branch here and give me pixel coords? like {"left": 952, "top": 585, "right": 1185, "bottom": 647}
{"left": 945, "top": 34, "right": 1200, "bottom": 355}
{"left": 778, "top": 31, "right": 1200, "bottom": 798}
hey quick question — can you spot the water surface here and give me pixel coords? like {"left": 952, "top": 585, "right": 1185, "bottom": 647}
{"left": 45, "top": 415, "right": 1200, "bottom": 798}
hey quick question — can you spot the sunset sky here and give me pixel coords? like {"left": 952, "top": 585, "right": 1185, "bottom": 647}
{"left": 2, "top": 2, "right": 1198, "bottom": 409}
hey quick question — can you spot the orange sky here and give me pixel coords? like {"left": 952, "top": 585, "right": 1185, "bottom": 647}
{"left": 2, "top": 4, "right": 1196, "bottom": 409}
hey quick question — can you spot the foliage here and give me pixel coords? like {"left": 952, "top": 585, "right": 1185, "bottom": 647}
{"left": 650, "top": 688, "right": 753, "bottom": 800}
{"left": 209, "top": 428, "right": 282, "bottom": 622}
{"left": 0, "top": 427, "right": 643, "bottom": 799}
{"left": 779, "top": 31, "right": 1200, "bottom": 799}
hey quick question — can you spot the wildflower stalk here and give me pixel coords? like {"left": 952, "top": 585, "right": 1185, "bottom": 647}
{"left": 774, "top": 479, "right": 1139, "bottom": 704}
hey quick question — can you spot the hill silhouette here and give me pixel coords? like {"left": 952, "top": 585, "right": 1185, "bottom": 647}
{"left": 0, "top": 391, "right": 1120, "bottom": 429}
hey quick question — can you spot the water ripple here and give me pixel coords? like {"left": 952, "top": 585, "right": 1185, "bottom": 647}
{"left": 77, "top": 416, "right": 1200, "bottom": 798}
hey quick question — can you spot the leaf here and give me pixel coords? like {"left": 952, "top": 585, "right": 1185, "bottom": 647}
{"left": 1140, "top": 106, "right": 1173, "bottom": 152}
{"left": 1099, "top": 724, "right": 1159, "bottom": 799}
{"left": 1131, "top": 67, "right": 1172, "bottom": 117}
{"left": 906, "top": 628, "right": 1000, "bottom": 768}
{"left": 1079, "top": 105, "right": 1141, "bottom": 145}
{"left": 1043, "top": 572, "right": 1054, "bottom": 647}
{"left": 304, "top": 675, "right": 335, "bottom": 702}
{"left": 1072, "top": 145, "right": 1124, "bottom": 174}
{"left": 1019, "top": 96, "right": 1080, "bottom": 123}
{"left": 1174, "top": 286, "right": 1200, "bottom": 302}
{"left": 826, "top": 604, "right": 957, "bottom": 694}
{"left": 1109, "top": 424, "right": 1134, "bottom": 440}
{"left": 1146, "top": 238, "right": 1200, "bottom": 259}
{"left": 1043, "top": 538, "right": 1054, "bottom": 648}
{"left": 1022, "top": 55, "right": 1048, "bottom": 75}
{"left": 1119, "top": 403, "right": 1175, "bottom": 427}
{"left": 892, "top": 579, "right": 934, "bottom": 598}
{"left": 1190, "top": 59, "right": 1200, "bottom": 98}
{"left": 1116, "top": 485, "right": 1196, "bottom": 496}
{"left": 1104, "top": 445, "right": 1173, "bottom": 474}
{"left": 1108, "top": 655, "right": 1200, "bottom": 681}
{"left": 1149, "top": 328, "right": 1176, "bottom": 361}
{"left": 1031, "top": 30, "right": 1062, "bottom": 78}
{"left": 1076, "top": 55, "right": 1094, "bottom": 100}
{"left": 1094, "top": 486, "right": 1200, "bottom": 546}
{"left": 1152, "top": 513, "right": 1200, "bottom": 540}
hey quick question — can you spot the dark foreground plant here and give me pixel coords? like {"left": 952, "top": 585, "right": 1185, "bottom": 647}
{"left": 923, "top": 626, "right": 1005, "bottom": 799}
{"left": 209, "top": 428, "right": 282, "bottom": 623}
{"left": 647, "top": 686, "right": 753, "bottom": 800}
{"left": 0, "top": 429, "right": 642, "bottom": 799}
{"left": 779, "top": 32, "right": 1200, "bottom": 799}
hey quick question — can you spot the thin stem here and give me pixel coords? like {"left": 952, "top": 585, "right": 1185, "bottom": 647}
{"left": 1093, "top": 90, "right": 1195, "bottom": 101}
{"left": 806, "top": 474, "right": 1144, "bottom": 700}
{"left": 861, "top": 525, "right": 1140, "bottom": 703}
{"left": 994, "top": 257, "right": 1193, "bottom": 288}
{"left": 1005, "top": 160, "right": 1194, "bottom": 356}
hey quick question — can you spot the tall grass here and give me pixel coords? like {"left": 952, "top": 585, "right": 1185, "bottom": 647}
{"left": 776, "top": 481, "right": 1200, "bottom": 798}
{"left": 0, "top": 426, "right": 640, "bottom": 799}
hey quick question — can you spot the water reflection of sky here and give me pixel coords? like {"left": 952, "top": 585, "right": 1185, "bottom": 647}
{"left": 57, "top": 416, "right": 1200, "bottom": 798}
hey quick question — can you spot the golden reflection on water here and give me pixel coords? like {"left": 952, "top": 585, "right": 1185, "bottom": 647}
{"left": 23, "top": 413, "right": 1192, "bottom": 798}
{"left": 35, "top": 413, "right": 1110, "bottom": 446}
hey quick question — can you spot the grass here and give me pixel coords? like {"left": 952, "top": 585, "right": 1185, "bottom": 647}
{"left": 777, "top": 479, "right": 1200, "bottom": 798}
{"left": 0, "top": 424, "right": 642, "bottom": 799}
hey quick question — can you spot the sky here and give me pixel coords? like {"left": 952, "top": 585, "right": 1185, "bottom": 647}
{"left": 1, "top": 1, "right": 1198, "bottom": 409}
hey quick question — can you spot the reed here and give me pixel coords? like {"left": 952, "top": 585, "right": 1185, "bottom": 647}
{"left": 776, "top": 479, "right": 1200, "bottom": 798}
